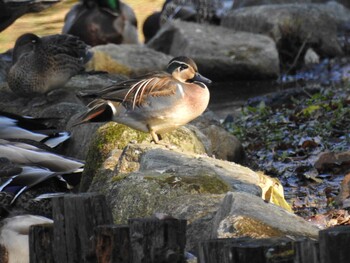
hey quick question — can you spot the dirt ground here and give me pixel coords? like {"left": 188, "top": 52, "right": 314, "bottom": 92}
{"left": 0, "top": 0, "right": 164, "bottom": 52}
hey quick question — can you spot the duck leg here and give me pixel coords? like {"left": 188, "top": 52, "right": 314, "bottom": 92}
{"left": 149, "top": 128, "right": 176, "bottom": 149}
{"left": 149, "top": 129, "right": 161, "bottom": 144}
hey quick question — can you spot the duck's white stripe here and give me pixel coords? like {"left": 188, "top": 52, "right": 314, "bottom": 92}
{"left": 132, "top": 78, "right": 154, "bottom": 109}
{"left": 177, "top": 84, "right": 185, "bottom": 98}
{"left": 107, "top": 101, "right": 117, "bottom": 115}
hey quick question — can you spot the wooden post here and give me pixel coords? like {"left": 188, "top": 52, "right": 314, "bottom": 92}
{"left": 319, "top": 225, "right": 350, "bottom": 263}
{"left": 198, "top": 237, "right": 294, "bottom": 263}
{"left": 52, "top": 193, "right": 113, "bottom": 263}
{"left": 128, "top": 218, "right": 187, "bottom": 263}
{"left": 198, "top": 238, "right": 245, "bottom": 263}
{"left": 29, "top": 224, "right": 54, "bottom": 263}
{"left": 293, "top": 238, "right": 319, "bottom": 263}
{"left": 95, "top": 225, "right": 130, "bottom": 263}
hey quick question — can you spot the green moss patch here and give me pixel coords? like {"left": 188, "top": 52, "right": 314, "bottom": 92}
{"left": 144, "top": 173, "right": 231, "bottom": 194}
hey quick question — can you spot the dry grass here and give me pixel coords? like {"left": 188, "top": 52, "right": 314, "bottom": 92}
{"left": 0, "top": 0, "right": 163, "bottom": 52}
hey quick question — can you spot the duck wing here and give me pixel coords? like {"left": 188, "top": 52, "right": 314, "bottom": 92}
{"left": 79, "top": 71, "right": 178, "bottom": 108}
{"left": 0, "top": 111, "right": 70, "bottom": 148}
{"left": 0, "top": 165, "right": 83, "bottom": 204}
{"left": 0, "top": 139, "right": 84, "bottom": 172}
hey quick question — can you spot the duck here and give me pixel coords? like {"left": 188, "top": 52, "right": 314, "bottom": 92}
{"left": 0, "top": 214, "right": 53, "bottom": 263}
{"left": 7, "top": 33, "right": 92, "bottom": 97}
{"left": 0, "top": 111, "right": 70, "bottom": 148}
{"left": 0, "top": 0, "right": 60, "bottom": 32}
{"left": 0, "top": 140, "right": 84, "bottom": 215}
{"left": 74, "top": 56, "right": 211, "bottom": 144}
{"left": 62, "top": 0, "right": 139, "bottom": 46}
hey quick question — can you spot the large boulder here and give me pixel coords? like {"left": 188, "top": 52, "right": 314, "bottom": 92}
{"left": 85, "top": 44, "right": 173, "bottom": 77}
{"left": 212, "top": 192, "right": 319, "bottom": 239}
{"left": 222, "top": 2, "right": 350, "bottom": 60}
{"left": 231, "top": 0, "right": 350, "bottom": 9}
{"left": 84, "top": 143, "right": 317, "bottom": 251}
{"left": 78, "top": 122, "right": 209, "bottom": 192}
{"left": 191, "top": 113, "right": 245, "bottom": 163}
{"left": 147, "top": 20, "right": 280, "bottom": 81}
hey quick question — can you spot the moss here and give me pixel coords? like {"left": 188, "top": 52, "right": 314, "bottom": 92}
{"left": 162, "top": 126, "right": 206, "bottom": 154}
{"left": 80, "top": 122, "right": 150, "bottom": 191}
{"left": 233, "top": 216, "right": 285, "bottom": 238}
{"left": 144, "top": 173, "right": 231, "bottom": 194}
{"left": 111, "top": 173, "right": 128, "bottom": 183}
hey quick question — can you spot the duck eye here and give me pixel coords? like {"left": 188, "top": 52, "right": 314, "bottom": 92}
{"left": 180, "top": 65, "right": 188, "bottom": 71}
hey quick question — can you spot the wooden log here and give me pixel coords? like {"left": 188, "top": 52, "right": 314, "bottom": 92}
{"left": 128, "top": 218, "right": 187, "bottom": 263}
{"left": 319, "top": 225, "right": 350, "bottom": 263}
{"left": 293, "top": 238, "right": 319, "bottom": 263}
{"left": 198, "top": 237, "right": 294, "bottom": 263}
{"left": 29, "top": 224, "right": 54, "bottom": 263}
{"left": 52, "top": 193, "right": 113, "bottom": 263}
{"left": 95, "top": 224, "right": 130, "bottom": 263}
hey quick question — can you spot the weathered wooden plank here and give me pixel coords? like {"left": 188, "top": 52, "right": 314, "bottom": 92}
{"left": 319, "top": 225, "right": 350, "bottom": 263}
{"left": 129, "top": 218, "right": 187, "bottom": 263}
{"left": 293, "top": 238, "right": 319, "bottom": 263}
{"left": 29, "top": 224, "right": 54, "bottom": 263}
{"left": 52, "top": 194, "right": 68, "bottom": 263}
{"left": 198, "top": 237, "right": 294, "bottom": 263}
{"left": 95, "top": 224, "right": 130, "bottom": 263}
{"left": 52, "top": 193, "right": 113, "bottom": 263}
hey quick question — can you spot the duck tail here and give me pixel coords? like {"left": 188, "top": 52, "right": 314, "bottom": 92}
{"left": 73, "top": 99, "right": 114, "bottom": 126}
{"left": 41, "top": 131, "right": 71, "bottom": 148}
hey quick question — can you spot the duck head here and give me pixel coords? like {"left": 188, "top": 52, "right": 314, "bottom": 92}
{"left": 83, "top": 0, "right": 120, "bottom": 11}
{"left": 12, "top": 33, "right": 40, "bottom": 64}
{"left": 166, "top": 56, "right": 212, "bottom": 86}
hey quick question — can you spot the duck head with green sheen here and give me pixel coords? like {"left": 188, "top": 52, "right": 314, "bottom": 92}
{"left": 75, "top": 56, "right": 211, "bottom": 144}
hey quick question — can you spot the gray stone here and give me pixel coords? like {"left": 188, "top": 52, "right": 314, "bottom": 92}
{"left": 86, "top": 44, "right": 173, "bottom": 77}
{"left": 147, "top": 20, "right": 280, "bottom": 81}
{"left": 222, "top": 3, "right": 350, "bottom": 57}
{"left": 191, "top": 112, "right": 245, "bottom": 163}
{"left": 87, "top": 143, "right": 265, "bottom": 251}
{"left": 231, "top": 0, "right": 350, "bottom": 10}
{"left": 211, "top": 192, "right": 320, "bottom": 239}
{"left": 64, "top": 72, "right": 126, "bottom": 92}
{"left": 79, "top": 123, "right": 209, "bottom": 192}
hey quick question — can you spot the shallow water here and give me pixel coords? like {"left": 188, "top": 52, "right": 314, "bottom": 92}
{"left": 209, "top": 80, "right": 286, "bottom": 119}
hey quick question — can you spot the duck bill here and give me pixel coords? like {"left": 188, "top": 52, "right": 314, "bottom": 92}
{"left": 192, "top": 73, "right": 212, "bottom": 85}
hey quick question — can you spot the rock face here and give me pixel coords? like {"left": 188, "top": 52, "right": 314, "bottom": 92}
{"left": 78, "top": 122, "right": 209, "bottom": 192}
{"left": 147, "top": 20, "right": 280, "bottom": 81}
{"left": 231, "top": 0, "right": 350, "bottom": 9}
{"left": 82, "top": 142, "right": 318, "bottom": 251}
{"left": 86, "top": 44, "right": 173, "bottom": 77}
{"left": 212, "top": 192, "right": 319, "bottom": 239}
{"left": 222, "top": 3, "right": 349, "bottom": 59}
{"left": 191, "top": 114, "right": 245, "bottom": 163}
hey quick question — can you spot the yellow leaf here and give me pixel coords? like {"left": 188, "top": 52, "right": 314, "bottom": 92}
{"left": 258, "top": 172, "right": 293, "bottom": 212}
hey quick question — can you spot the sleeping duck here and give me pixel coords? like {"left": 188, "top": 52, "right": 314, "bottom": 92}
{"left": 62, "top": 0, "right": 139, "bottom": 46}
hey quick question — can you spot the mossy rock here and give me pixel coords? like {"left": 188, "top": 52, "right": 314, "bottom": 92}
{"left": 80, "top": 122, "right": 207, "bottom": 191}
{"left": 144, "top": 173, "right": 231, "bottom": 195}
{"left": 105, "top": 171, "right": 231, "bottom": 224}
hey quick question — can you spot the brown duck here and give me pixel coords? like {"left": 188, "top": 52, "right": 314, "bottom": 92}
{"left": 7, "top": 33, "right": 92, "bottom": 97}
{"left": 75, "top": 56, "right": 211, "bottom": 143}
{"left": 62, "top": 0, "right": 139, "bottom": 46}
